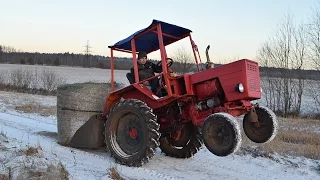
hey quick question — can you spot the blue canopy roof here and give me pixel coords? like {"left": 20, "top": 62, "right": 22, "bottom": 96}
{"left": 108, "top": 19, "right": 192, "bottom": 53}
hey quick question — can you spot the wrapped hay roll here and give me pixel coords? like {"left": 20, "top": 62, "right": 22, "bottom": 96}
{"left": 57, "top": 82, "right": 122, "bottom": 149}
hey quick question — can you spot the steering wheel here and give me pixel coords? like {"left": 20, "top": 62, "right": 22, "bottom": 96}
{"left": 156, "top": 58, "right": 173, "bottom": 68}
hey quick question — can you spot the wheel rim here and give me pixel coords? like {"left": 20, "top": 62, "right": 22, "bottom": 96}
{"left": 167, "top": 125, "right": 192, "bottom": 147}
{"left": 243, "top": 107, "right": 277, "bottom": 143}
{"left": 205, "top": 121, "right": 233, "bottom": 149}
{"left": 202, "top": 113, "right": 240, "bottom": 156}
{"left": 110, "top": 113, "right": 145, "bottom": 158}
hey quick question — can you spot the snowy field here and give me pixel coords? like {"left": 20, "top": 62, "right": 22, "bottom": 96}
{"left": 0, "top": 91, "right": 319, "bottom": 179}
{"left": 0, "top": 64, "right": 129, "bottom": 85}
{"left": 0, "top": 63, "right": 318, "bottom": 115}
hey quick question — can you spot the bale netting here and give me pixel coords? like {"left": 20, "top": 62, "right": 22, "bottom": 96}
{"left": 56, "top": 81, "right": 124, "bottom": 149}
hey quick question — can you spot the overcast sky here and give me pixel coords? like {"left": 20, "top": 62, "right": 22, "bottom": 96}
{"left": 0, "top": 0, "right": 318, "bottom": 63}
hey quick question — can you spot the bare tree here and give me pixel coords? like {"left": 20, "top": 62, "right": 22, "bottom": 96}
{"left": 306, "top": 1, "right": 320, "bottom": 115}
{"left": 170, "top": 47, "right": 194, "bottom": 73}
{"left": 258, "top": 14, "right": 307, "bottom": 117}
{"left": 307, "top": 2, "right": 320, "bottom": 71}
{"left": 40, "top": 69, "right": 67, "bottom": 91}
{"left": 291, "top": 25, "right": 307, "bottom": 114}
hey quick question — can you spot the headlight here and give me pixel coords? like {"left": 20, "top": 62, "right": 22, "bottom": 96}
{"left": 235, "top": 83, "right": 244, "bottom": 93}
{"left": 207, "top": 99, "right": 215, "bottom": 108}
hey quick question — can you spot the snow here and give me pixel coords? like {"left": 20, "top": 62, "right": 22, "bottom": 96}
{"left": 0, "top": 64, "right": 129, "bottom": 85}
{"left": 0, "top": 91, "right": 319, "bottom": 179}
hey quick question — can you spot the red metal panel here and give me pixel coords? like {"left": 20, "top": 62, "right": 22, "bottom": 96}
{"left": 131, "top": 39, "right": 139, "bottom": 83}
{"left": 110, "top": 49, "right": 115, "bottom": 91}
{"left": 194, "top": 79, "right": 221, "bottom": 100}
{"left": 157, "top": 23, "right": 173, "bottom": 96}
{"left": 244, "top": 60, "right": 261, "bottom": 93}
{"left": 189, "top": 59, "right": 261, "bottom": 101}
{"left": 183, "top": 74, "right": 194, "bottom": 95}
{"left": 218, "top": 71, "right": 244, "bottom": 101}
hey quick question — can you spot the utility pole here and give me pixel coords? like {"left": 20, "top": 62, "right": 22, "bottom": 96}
{"left": 84, "top": 40, "right": 92, "bottom": 67}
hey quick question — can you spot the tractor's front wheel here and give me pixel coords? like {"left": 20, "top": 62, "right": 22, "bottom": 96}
{"left": 243, "top": 106, "right": 278, "bottom": 143}
{"left": 159, "top": 123, "right": 203, "bottom": 158}
{"left": 202, "top": 113, "right": 242, "bottom": 156}
{"left": 105, "top": 99, "right": 160, "bottom": 167}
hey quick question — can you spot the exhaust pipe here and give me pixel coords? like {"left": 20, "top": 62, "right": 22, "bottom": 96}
{"left": 205, "top": 45, "right": 214, "bottom": 69}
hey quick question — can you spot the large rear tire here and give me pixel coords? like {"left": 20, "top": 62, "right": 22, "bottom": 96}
{"left": 105, "top": 99, "right": 160, "bottom": 167}
{"left": 159, "top": 123, "right": 203, "bottom": 158}
{"left": 243, "top": 106, "right": 278, "bottom": 143}
{"left": 202, "top": 113, "right": 242, "bottom": 156}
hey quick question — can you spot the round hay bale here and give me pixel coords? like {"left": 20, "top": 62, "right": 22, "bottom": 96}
{"left": 56, "top": 108, "right": 100, "bottom": 146}
{"left": 57, "top": 82, "right": 110, "bottom": 112}
{"left": 56, "top": 82, "right": 124, "bottom": 148}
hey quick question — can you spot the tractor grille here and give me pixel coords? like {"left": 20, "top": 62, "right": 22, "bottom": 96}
{"left": 247, "top": 63, "right": 259, "bottom": 91}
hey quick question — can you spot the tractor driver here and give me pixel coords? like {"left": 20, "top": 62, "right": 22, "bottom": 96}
{"left": 130, "top": 51, "right": 163, "bottom": 95}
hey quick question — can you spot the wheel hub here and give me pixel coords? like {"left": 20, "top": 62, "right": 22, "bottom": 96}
{"left": 202, "top": 113, "right": 241, "bottom": 157}
{"left": 243, "top": 106, "right": 278, "bottom": 143}
{"left": 171, "top": 130, "right": 182, "bottom": 140}
{"left": 129, "top": 128, "right": 138, "bottom": 139}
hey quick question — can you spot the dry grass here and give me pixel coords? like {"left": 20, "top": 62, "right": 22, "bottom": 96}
{"left": 108, "top": 166, "right": 124, "bottom": 180}
{"left": 240, "top": 117, "right": 320, "bottom": 160}
{"left": 58, "top": 162, "right": 69, "bottom": 180}
{"left": 0, "top": 131, "right": 8, "bottom": 151}
{"left": 0, "top": 174, "right": 9, "bottom": 180}
{"left": 0, "top": 130, "right": 7, "bottom": 138}
{"left": 25, "top": 143, "right": 42, "bottom": 156}
{"left": 16, "top": 162, "right": 69, "bottom": 180}
{"left": 25, "top": 146, "right": 40, "bottom": 156}
{"left": 14, "top": 104, "right": 56, "bottom": 116}
{"left": 0, "top": 168, "right": 11, "bottom": 180}
{"left": 278, "top": 130, "right": 319, "bottom": 146}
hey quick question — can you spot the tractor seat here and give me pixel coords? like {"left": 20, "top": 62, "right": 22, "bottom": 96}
{"left": 126, "top": 72, "right": 135, "bottom": 84}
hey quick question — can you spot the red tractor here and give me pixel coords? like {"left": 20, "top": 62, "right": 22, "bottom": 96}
{"left": 103, "top": 20, "right": 278, "bottom": 167}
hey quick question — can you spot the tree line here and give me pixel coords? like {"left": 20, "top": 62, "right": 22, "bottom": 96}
{"left": 1, "top": 45, "right": 319, "bottom": 79}
{"left": 257, "top": 2, "right": 320, "bottom": 118}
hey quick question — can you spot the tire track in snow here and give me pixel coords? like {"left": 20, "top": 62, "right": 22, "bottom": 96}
{"left": 0, "top": 112, "right": 188, "bottom": 180}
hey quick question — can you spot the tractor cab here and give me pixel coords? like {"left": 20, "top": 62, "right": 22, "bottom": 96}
{"left": 107, "top": 20, "right": 202, "bottom": 98}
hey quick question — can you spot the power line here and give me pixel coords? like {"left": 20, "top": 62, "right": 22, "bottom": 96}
{"left": 83, "top": 40, "right": 92, "bottom": 67}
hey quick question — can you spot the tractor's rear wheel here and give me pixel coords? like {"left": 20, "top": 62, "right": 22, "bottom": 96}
{"left": 159, "top": 123, "right": 203, "bottom": 158}
{"left": 243, "top": 106, "right": 278, "bottom": 143}
{"left": 202, "top": 113, "right": 242, "bottom": 156}
{"left": 105, "top": 99, "right": 160, "bottom": 167}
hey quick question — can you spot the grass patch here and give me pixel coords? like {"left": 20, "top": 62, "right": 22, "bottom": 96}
{"left": 278, "top": 130, "right": 320, "bottom": 146}
{"left": 0, "top": 167, "right": 11, "bottom": 180}
{"left": 240, "top": 117, "right": 320, "bottom": 160}
{"left": 0, "top": 83, "right": 57, "bottom": 96}
{"left": 25, "top": 143, "right": 42, "bottom": 156}
{"left": 16, "top": 162, "right": 69, "bottom": 180}
{"left": 58, "top": 162, "right": 69, "bottom": 180}
{"left": 0, "top": 130, "right": 7, "bottom": 138}
{"left": 0, "top": 174, "right": 9, "bottom": 180}
{"left": 0, "top": 130, "right": 8, "bottom": 151}
{"left": 25, "top": 146, "right": 40, "bottom": 156}
{"left": 14, "top": 104, "right": 56, "bottom": 116}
